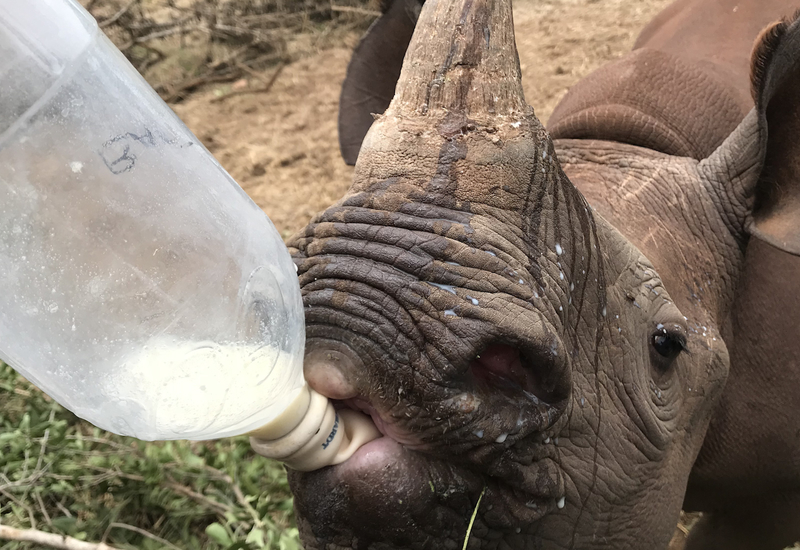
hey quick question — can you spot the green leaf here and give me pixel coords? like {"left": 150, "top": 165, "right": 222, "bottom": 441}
{"left": 245, "top": 527, "right": 265, "bottom": 548}
{"left": 51, "top": 516, "right": 77, "bottom": 535}
{"left": 278, "top": 529, "right": 301, "bottom": 550}
{"left": 206, "top": 522, "right": 232, "bottom": 546}
{"left": 184, "top": 452, "right": 205, "bottom": 469}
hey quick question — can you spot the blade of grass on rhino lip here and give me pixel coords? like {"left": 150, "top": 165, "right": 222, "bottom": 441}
{"left": 462, "top": 485, "right": 487, "bottom": 550}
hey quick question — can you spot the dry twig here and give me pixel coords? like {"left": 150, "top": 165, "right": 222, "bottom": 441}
{"left": 330, "top": 4, "right": 381, "bottom": 17}
{"left": 98, "top": 0, "right": 138, "bottom": 29}
{"left": 211, "top": 61, "right": 286, "bottom": 102}
{"left": 0, "top": 525, "right": 118, "bottom": 550}
{"left": 105, "top": 522, "right": 182, "bottom": 550}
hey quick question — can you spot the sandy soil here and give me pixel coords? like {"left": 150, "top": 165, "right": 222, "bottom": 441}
{"left": 172, "top": 0, "right": 672, "bottom": 239}
{"left": 172, "top": 1, "right": 695, "bottom": 547}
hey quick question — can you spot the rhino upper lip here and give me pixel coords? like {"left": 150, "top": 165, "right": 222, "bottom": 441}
{"left": 335, "top": 398, "right": 392, "bottom": 439}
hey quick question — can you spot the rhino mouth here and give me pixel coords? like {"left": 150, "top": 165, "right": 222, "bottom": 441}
{"left": 289, "top": 342, "right": 569, "bottom": 550}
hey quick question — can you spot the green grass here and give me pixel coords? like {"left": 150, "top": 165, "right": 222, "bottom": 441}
{"left": 0, "top": 362, "right": 299, "bottom": 550}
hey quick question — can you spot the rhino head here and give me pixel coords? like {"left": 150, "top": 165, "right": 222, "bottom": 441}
{"left": 259, "top": 0, "right": 800, "bottom": 548}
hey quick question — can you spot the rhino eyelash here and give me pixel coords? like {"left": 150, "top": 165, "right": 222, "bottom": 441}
{"left": 653, "top": 324, "right": 690, "bottom": 354}
{"left": 674, "top": 334, "right": 690, "bottom": 354}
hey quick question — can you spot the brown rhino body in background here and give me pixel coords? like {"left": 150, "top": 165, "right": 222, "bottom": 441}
{"left": 255, "top": 0, "right": 800, "bottom": 548}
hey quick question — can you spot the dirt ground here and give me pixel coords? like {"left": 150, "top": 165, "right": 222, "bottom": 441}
{"left": 172, "top": 0, "right": 673, "bottom": 239}
{"left": 172, "top": 0, "right": 697, "bottom": 547}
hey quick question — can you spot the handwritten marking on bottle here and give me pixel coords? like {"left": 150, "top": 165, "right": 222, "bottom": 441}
{"left": 99, "top": 127, "right": 193, "bottom": 175}
{"left": 322, "top": 412, "right": 340, "bottom": 450}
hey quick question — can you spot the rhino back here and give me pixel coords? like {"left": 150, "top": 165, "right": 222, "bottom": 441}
{"left": 548, "top": 0, "right": 794, "bottom": 160}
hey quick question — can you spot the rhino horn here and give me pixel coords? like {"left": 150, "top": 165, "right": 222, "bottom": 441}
{"left": 388, "top": 0, "right": 529, "bottom": 120}
{"left": 348, "top": 0, "right": 575, "bottom": 226}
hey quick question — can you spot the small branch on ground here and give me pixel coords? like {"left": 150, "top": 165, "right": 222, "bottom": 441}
{"left": 211, "top": 61, "right": 286, "bottom": 103}
{"left": 201, "top": 465, "right": 265, "bottom": 529}
{"left": 98, "top": 0, "right": 139, "bottom": 29}
{"left": 0, "top": 525, "right": 118, "bottom": 550}
{"left": 105, "top": 523, "right": 182, "bottom": 550}
{"left": 330, "top": 4, "right": 381, "bottom": 17}
{"left": 159, "top": 71, "right": 241, "bottom": 103}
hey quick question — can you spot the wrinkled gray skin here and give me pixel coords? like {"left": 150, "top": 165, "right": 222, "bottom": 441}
{"left": 253, "top": 0, "right": 800, "bottom": 548}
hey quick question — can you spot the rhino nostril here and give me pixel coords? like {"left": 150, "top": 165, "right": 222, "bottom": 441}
{"left": 470, "top": 343, "right": 564, "bottom": 405}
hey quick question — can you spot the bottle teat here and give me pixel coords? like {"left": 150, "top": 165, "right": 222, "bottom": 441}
{"left": 249, "top": 385, "right": 381, "bottom": 471}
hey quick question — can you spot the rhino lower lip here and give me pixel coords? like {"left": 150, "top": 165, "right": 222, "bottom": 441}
{"left": 335, "top": 433, "right": 403, "bottom": 474}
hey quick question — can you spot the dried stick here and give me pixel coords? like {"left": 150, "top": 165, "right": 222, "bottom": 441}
{"left": 106, "top": 523, "right": 182, "bottom": 550}
{"left": 0, "top": 525, "right": 117, "bottom": 550}
{"left": 160, "top": 71, "right": 240, "bottom": 103}
{"left": 330, "top": 4, "right": 381, "bottom": 17}
{"left": 35, "top": 491, "right": 52, "bottom": 527}
{"left": 211, "top": 61, "right": 286, "bottom": 103}
{"left": 99, "top": 0, "right": 138, "bottom": 29}
{"left": 120, "top": 24, "right": 193, "bottom": 51}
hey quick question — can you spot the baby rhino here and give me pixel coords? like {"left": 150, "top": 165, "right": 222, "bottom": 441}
{"left": 253, "top": 0, "right": 800, "bottom": 548}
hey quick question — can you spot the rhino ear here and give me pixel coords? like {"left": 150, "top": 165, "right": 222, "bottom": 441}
{"left": 746, "top": 12, "right": 800, "bottom": 254}
{"left": 337, "top": 0, "right": 422, "bottom": 165}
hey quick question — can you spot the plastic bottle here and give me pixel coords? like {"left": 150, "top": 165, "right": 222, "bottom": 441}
{"left": 0, "top": 0, "right": 378, "bottom": 471}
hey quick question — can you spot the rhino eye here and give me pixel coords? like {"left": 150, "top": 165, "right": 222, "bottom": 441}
{"left": 650, "top": 328, "right": 686, "bottom": 371}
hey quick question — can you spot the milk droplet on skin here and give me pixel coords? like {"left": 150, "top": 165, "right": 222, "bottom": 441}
{"left": 555, "top": 243, "right": 563, "bottom": 255}
{"left": 474, "top": 430, "right": 484, "bottom": 439}
{"left": 519, "top": 279, "right": 524, "bottom": 284}
{"left": 495, "top": 433, "right": 508, "bottom": 443}
{"left": 70, "top": 161, "right": 83, "bottom": 173}
{"left": 468, "top": 296, "right": 479, "bottom": 305}
{"left": 602, "top": 306, "right": 607, "bottom": 317}
{"left": 544, "top": 436, "right": 550, "bottom": 444}
{"left": 444, "top": 309, "right": 457, "bottom": 317}
{"left": 557, "top": 497, "right": 565, "bottom": 509}
{"left": 430, "top": 282, "right": 457, "bottom": 295}
{"left": 559, "top": 272, "right": 564, "bottom": 280}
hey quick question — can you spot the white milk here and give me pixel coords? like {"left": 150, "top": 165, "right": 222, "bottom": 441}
{"left": 104, "top": 339, "right": 305, "bottom": 441}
